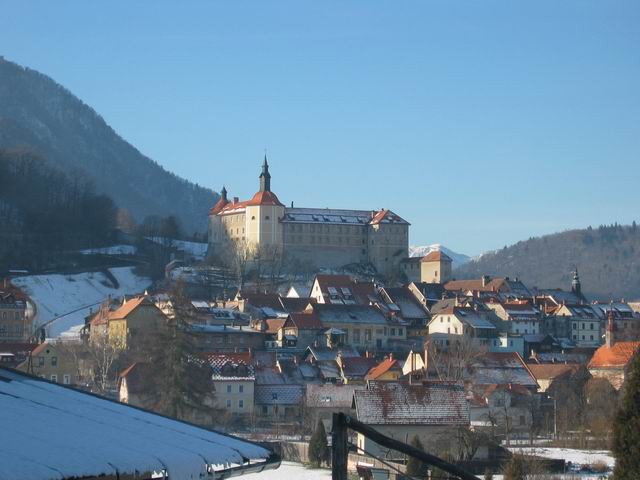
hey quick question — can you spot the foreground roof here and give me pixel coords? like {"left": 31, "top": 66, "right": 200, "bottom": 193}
{"left": 354, "top": 381, "right": 469, "bottom": 426}
{"left": 0, "top": 367, "right": 278, "bottom": 480}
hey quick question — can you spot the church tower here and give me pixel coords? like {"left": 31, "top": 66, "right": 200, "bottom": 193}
{"left": 571, "top": 268, "right": 582, "bottom": 299}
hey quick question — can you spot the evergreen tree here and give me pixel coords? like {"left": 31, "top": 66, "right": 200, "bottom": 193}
{"left": 308, "top": 420, "right": 329, "bottom": 468}
{"left": 405, "top": 435, "right": 428, "bottom": 478}
{"left": 612, "top": 352, "right": 640, "bottom": 479}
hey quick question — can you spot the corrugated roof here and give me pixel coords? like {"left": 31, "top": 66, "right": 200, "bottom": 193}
{"left": 354, "top": 381, "right": 469, "bottom": 426}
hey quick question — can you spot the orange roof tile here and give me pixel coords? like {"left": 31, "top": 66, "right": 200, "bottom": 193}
{"left": 421, "top": 251, "right": 452, "bottom": 263}
{"left": 588, "top": 341, "right": 640, "bottom": 369}
{"left": 109, "top": 296, "right": 156, "bottom": 321}
{"left": 365, "top": 357, "right": 399, "bottom": 380}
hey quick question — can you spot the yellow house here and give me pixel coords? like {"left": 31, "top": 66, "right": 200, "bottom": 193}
{"left": 17, "top": 341, "right": 79, "bottom": 385}
{"left": 90, "top": 296, "right": 167, "bottom": 350}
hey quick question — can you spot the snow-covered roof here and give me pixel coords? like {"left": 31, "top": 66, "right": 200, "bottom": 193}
{"left": 0, "top": 367, "right": 279, "bottom": 480}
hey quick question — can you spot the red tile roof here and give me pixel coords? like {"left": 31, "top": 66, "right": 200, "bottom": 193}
{"left": 287, "top": 312, "right": 323, "bottom": 330}
{"left": 527, "top": 363, "right": 580, "bottom": 381}
{"left": 421, "top": 251, "right": 452, "bottom": 262}
{"left": 246, "top": 190, "right": 284, "bottom": 207}
{"left": 354, "top": 381, "right": 469, "bottom": 425}
{"left": 365, "top": 357, "right": 400, "bottom": 380}
{"left": 588, "top": 341, "right": 640, "bottom": 369}
{"left": 109, "top": 296, "right": 157, "bottom": 320}
{"left": 264, "top": 318, "right": 286, "bottom": 334}
{"left": 369, "top": 209, "right": 409, "bottom": 225}
{"left": 209, "top": 197, "right": 230, "bottom": 215}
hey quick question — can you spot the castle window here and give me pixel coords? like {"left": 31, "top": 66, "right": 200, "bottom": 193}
{"left": 265, "top": 216, "right": 270, "bottom": 220}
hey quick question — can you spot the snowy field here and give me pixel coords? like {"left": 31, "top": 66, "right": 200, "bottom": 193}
{"left": 11, "top": 266, "right": 152, "bottom": 337}
{"left": 508, "top": 447, "right": 614, "bottom": 469}
{"left": 240, "top": 462, "right": 330, "bottom": 479}
{"left": 146, "top": 237, "right": 208, "bottom": 260}
{"left": 239, "top": 451, "right": 615, "bottom": 479}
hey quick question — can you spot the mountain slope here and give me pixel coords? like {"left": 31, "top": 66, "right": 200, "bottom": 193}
{"left": 0, "top": 57, "right": 217, "bottom": 234}
{"left": 455, "top": 224, "right": 640, "bottom": 300}
{"left": 409, "top": 244, "right": 471, "bottom": 269}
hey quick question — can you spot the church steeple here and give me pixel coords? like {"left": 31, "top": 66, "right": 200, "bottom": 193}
{"left": 259, "top": 155, "right": 271, "bottom": 192}
{"left": 220, "top": 185, "right": 228, "bottom": 202}
{"left": 571, "top": 268, "right": 582, "bottom": 299}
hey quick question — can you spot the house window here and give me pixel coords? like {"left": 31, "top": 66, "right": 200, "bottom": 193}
{"left": 265, "top": 216, "right": 270, "bottom": 220}
{"left": 364, "top": 329, "right": 372, "bottom": 342}
{"left": 353, "top": 329, "right": 361, "bottom": 343}
{"left": 50, "top": 374, "right": 58, "bottom": 383}
{"left": 63, "top": 374, "right": 71, "bottom": 385}
{"left": 262, "top": 405, "right": 268, "bottom": 414}
{"left": 238, "top": 399, "right": 244, "bottom": 409}
{"left": 239, "top": 385, "right": 244, "bottom": 393}
{"left": 38, "top": 356, "right": 44, "bottom": 366}
{"left": 390, "top": 328, "right": 396, "bottom": 336}
{"left": 226, "top": 399, "right": 232, "bottom": 408}
{"left": 51, "top": 356, "right": 58, "bottom": 366}
{"left": 227, "top": 385, "right": 232, "bottom": 393}
{"left": 519, "top": 415, "right": 526, "bottom": 426}
{"left": 398, "top": 328, "right": 403, "bottom": 336}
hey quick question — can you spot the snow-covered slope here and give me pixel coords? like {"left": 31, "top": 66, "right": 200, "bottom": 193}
{"left": 409, "top": 244, "right": 471, "bottom": 269}
{"left": 11, "top": 267, "right": 152, "bottom": 338}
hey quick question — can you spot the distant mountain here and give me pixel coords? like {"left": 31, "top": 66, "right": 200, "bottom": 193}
{"left": 0, "top": 57, "right": 217, "bottom": 235}
{"left": 409, "top": 244, "right": 471, "bottom": 269}
{"left": 455, "top": 224, "right": 640, "bottom": 300}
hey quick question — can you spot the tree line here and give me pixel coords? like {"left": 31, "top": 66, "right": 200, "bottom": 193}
{"left": 0, "top": 148, "right": 117, "bottom": 273}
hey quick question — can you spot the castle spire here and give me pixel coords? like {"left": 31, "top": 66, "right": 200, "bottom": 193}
{"left": 221, "top": 185, "right": 228, "bottom": 202}
{"left": 259, "top": 155, "right": 271, "bottom": 192}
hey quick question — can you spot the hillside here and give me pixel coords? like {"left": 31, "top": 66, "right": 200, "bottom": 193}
{"left": 0, "top": 57, "right": 217, "bottom": 234}
{"left": 455, "top": 224, "right": 640, "bottom": 300}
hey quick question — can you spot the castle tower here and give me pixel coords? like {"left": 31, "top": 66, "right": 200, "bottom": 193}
{"left": 259, "top": 155, "right": 271, "bottom": 192}
{"left": 420, "top": 250, "right": 453, "bottom": 284}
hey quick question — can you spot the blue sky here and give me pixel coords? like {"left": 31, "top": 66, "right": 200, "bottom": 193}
{"left": 2, "top": 1, "right": 639, "bottom": 255}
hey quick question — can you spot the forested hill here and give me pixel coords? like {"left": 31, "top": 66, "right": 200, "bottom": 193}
{"left": 0, "top": 57, "right": 217, "bottom": 235}
{"left": 455, "top": 224, "right": 640, "bottom": 300}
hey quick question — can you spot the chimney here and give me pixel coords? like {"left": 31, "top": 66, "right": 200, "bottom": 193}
{"left": 233, "top": 197, "right": 239, "bottom": 204}
{"left": 389, "top": 353, "right": 393, "bottom": 361}
{"left": 482, "top": 275, "right": 491, "bottom": 287}
{"left": 606, "top": 308, "right": 616, "bottom": 348}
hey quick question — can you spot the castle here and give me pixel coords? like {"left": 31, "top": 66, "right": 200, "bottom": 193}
{"left": 208, "top": 158, "right": 410, "bottom": 276}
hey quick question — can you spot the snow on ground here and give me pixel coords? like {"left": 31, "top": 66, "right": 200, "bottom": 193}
{"left": 239, "top": 462, "right": 330, "bottom": 479}
{"left": 146, "top": 237, "right": 208, "bottom": 260}
{"left": 79, "top": 245, "right": 137, "bottom": 255}
{"left": 508, "top": 447, "right": 614, "bottom": 468}
{"left": 11, "top": 267, "right": 152, "bottom": 338}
